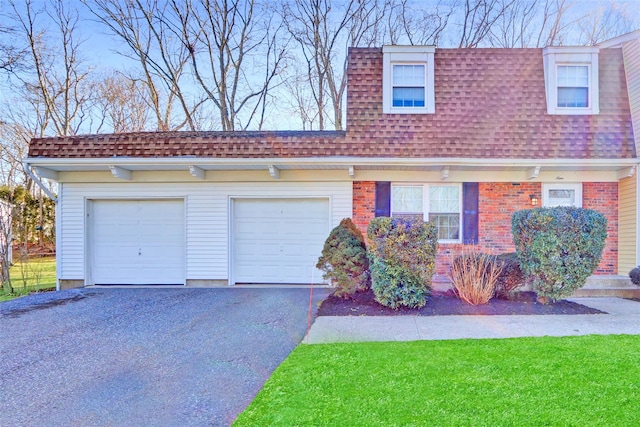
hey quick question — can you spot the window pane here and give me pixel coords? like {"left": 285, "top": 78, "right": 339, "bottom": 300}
{"left": 392, "top": 87, "right": 425, "bottom": 107}
{"left": 393, "top": 64, "right": 425, "bottom": 86}
{"left": 548, "top": 189, "right": 575, "bottom": 206}
{"left": 558, "top": 87, "right": 588, "bottom": 107}
{"left": 392, "top": 186, "right": 423, "bottom": 213}
{"left": 430, "top": 214, "right": 460, "bottom": 240}
{"left": 558, "top": 65, "right": 588, "bottom": 86}
{"left": 430, "top": 186, "right": 460, "bottom": 212}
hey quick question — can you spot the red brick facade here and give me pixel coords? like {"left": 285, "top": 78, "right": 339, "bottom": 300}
{"left": 583, "top": 182, "right": 618, "bottom": 274}
{"left": 352, "top": 181, "right": 619, "bottom": 281}
{"left": 352, "top": 181, "right": 376, "bottom": 238}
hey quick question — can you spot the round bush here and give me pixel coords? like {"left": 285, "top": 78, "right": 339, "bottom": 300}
{"left": 367, "top": 217, "right": 438, "bottom": 309}
{"left": 512, "top": 206, "right": 607, "bottom": 302}
{"left": 630, "top": 266, "right": 640, "bottom": 286}
{"left": 316, "top": 218, "right": 369, "bottom": 298}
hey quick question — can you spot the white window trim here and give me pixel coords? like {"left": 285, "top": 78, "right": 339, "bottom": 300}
{"left": 556, "top": 64, "right": 591, "bottom": 109}
{"left": 542, "top": 183, "right": 583, "bottom": 207}
{"left": 391, "top": 183, "right": 462, "bottom": 243}
{"left": 383, "top": 46, "right": 435, "bottom": 114}
{"left": 542, "top": 47, "right": 599, "bottom": 115}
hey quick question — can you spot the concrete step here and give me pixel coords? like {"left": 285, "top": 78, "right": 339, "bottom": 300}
{"left": 572, "top": 275, "right": 640, "bottom": 298}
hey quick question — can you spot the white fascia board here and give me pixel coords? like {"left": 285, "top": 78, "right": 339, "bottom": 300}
{"left": 24, "top": 156, "right": 640, "bottom": 170}
{"left": 598, "top": 30, "right": 640, "bottom": 48}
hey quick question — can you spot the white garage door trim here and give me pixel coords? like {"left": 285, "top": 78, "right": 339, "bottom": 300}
{"left": 87, "top": 198, "right": 186, "bottom": 285}
{"left": 230, "top": 197, "right": 331, "bottom": 285}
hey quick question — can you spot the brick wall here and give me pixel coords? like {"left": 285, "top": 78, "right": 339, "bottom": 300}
{"left": 352, "top": 181, "right": 376, "bottom": 238}
{"left": 583, "top": 182, "right": 618, "bottom": 274}
{"left": 351, "top": 181, "right": 618, "bottom": 282}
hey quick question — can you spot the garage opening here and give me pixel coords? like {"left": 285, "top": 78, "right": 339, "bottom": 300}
{"left": 232, "top": 198, "right": 330, "bottom": 284}
{"left": 89, "top": 199, "right": 185, "bottom": 285}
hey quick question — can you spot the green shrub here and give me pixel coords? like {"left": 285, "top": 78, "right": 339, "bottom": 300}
{"left": 630, "top": 266, "right": 640, "bottom": 286}
{"left": 512, "top": 206, "right": 607, "bottom": 302}
{"left": 367, "top": 217, "right": 438, "bottom": 309}
{"left": 316, "top": 218, "right": 370, "bottom": 298}
{"left": 493, "top": 253, "right": 525, "bottom": 299}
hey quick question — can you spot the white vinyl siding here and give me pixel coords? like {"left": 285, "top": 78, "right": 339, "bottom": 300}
{"left": 58, "top": 181, "right": 351, "bottom": 284}
{"left": 622, "top": 39, "right": 640, "bottom": 157}
{"left": 618, "top": 176, "right": 637, "bottom": 274}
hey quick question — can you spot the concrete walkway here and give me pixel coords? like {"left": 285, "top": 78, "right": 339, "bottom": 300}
{"left": 305, "top": 297, "right": 640, "bottom": 344}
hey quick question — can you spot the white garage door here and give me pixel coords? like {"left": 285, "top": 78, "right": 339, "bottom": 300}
{"left": 90, "top": 200, "right": 185, "bottom": 285}
{"left": 233, "top": 198, "right": 330, "bottom": 284}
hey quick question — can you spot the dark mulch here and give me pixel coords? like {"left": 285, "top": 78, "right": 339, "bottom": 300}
{"left": 317, "top": 289, "right": 606, "bottom": 316}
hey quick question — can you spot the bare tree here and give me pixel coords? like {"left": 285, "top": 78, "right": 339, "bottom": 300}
{"left": 169, "top": 0, "right": 287, "bottom": 131}
{"left": 85, "top": 0, "right": 199, "bottom": 131}
{"left": 387, "top": 0, "right": 453, "bottom": 45}
{"left": 94, "top": 72, "right": 150, "bottom": 133}
{"left": 10, "top": 0, "right": 94, "bottom": 136}
{"left": 577, "top": 1, "right": 637, "bottom": 46}
{"left": 283, "top": 0, "right": 387, "bottom": 130}
{"left": 454, "top": 0, "right": 516, "bottom": 47}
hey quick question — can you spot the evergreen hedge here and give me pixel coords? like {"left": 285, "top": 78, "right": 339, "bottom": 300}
{"left": 512, "top": 206, "right": 607, "bottom": 301}
{"left": 367, "top": 217, "right": 438, "bottom": 309}
{"left": 316, "top": 218, "right": 369, "bottom": 298}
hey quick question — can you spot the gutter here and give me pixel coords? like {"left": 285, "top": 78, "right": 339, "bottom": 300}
{"left": 23, "top": 161, "right": 58, "bottom": 203}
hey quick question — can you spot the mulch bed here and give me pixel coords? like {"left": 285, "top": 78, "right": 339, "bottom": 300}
{"left": 317, "top": 289, "right": 606, "bottom": 316}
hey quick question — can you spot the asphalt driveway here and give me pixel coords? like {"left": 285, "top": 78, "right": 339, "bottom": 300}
{"left": 0, "top": 287, "right": 329, "bottom": 426}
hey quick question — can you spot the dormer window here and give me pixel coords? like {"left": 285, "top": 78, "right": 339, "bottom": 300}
{"left": 543, "top": 47, "right": 599, "bottom": 115}
{"left": 383, "top": 46, "right": 435, "bottom": 114}
{"left": 392, "top": 64, "right": 426, "bottom": 107}
{"left": 557, "top": 65, "right": 589, "bottom": 108}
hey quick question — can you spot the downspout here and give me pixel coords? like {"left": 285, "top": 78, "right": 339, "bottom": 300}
{"left": 23, "top": 161, "right": 58, "bottom": 203}
{"left": 24, "top": 161, "right": 60, "bottom": 291}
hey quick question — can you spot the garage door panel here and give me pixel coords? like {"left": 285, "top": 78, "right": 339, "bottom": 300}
{"left": 233, "top": 198, "right": 329, "bottom": 284}
{"left": 91, "top": 200, "right": 185, "bottom": 285}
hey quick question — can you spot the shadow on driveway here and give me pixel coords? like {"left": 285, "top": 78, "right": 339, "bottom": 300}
{"left": 0, "top": 287, "right": 329, "bottom": 426}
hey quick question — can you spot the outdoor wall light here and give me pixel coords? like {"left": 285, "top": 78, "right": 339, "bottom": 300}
{"left": 529, "top": 194, "right": 539, "bottom": 206}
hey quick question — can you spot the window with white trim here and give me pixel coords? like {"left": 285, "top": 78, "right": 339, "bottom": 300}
{"left": 392, "top": 64, "right": 426, "bottom": 107}
{"left": 391, "top": 184, "right": 461, "bottom": 241}
{"left": 383, "top": 46, "right": 435, "bottom": 114}
{"left": 542, "top": 47, "right": 599, "bottom": 115}
{"left": 542, "top": 183, "right": 583, "bottom": 207}
{"left": 557, "top": 65, "right": 589, "bottom": 108}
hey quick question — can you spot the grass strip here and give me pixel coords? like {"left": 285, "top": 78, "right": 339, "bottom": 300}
{"left": 1, "top": 257, "right": 56, "bottom": 301}
{"left": 235, "top": 335, "right": 640, "bottom": 426}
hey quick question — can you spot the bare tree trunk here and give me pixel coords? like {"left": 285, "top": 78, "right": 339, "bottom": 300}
{"left": 283, "top": 0, "right": 386, "bottom": 131}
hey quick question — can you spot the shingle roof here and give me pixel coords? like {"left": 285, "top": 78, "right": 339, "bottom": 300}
{"left": 28, "top": 47, "right": 635, "bottom": 160}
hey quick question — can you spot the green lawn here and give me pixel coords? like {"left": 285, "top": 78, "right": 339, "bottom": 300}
{"left": 235, "top": 335, "right": 640, "bottom": 426}
{"left": 0, "top": 257, "right": 56, "bottom": 301}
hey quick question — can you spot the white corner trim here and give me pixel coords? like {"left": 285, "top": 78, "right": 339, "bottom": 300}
{"left": 189, "top": 165, "right": 205, "bottom": 180}
{"left": 268, "top": 165, "right": 280, "bottom": 179}
{"left": 617, "top": 166, "right": 637, "bottom": 179}
{"left": 527, "top": 166, "right": 541, "bottom": 180}
{"left": 109, "top": 165, "right": 132, "bottom": 180}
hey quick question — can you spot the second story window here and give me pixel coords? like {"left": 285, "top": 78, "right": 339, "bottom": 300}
{"left": 542, "top": 47, "right": 599, "bottom": 115}
{"left": 383, "top": 46, "right": 435, "bottom": 114}
{"left": 557, "top": 65, "right": 589, "bottom": 108}
{"left": 392, "top": 64, "right": 426, "bottom": 107}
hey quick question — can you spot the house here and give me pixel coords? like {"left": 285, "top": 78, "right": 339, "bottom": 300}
{"left": 26, "top": 31, "right": 640, "bottom": 292}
